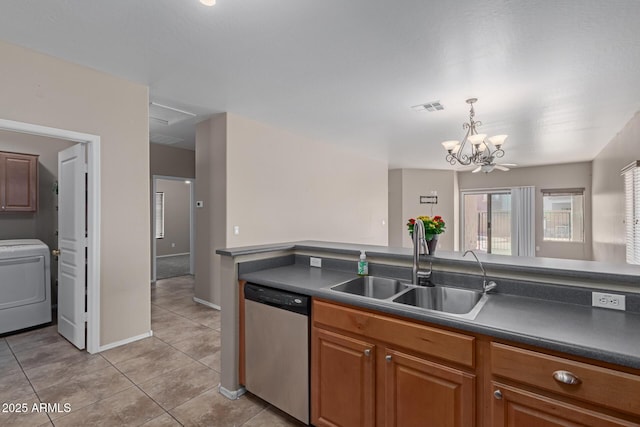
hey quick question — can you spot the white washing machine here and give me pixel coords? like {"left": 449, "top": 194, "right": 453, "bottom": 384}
{"left": 0, "top": 239, "right": 52, "bottom": 334}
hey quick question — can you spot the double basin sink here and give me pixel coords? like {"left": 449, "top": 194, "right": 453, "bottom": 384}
{"left": 329, "top": 276, "right": 488, "bottom": 320}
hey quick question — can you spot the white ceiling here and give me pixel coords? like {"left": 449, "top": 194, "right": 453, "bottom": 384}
{"left": 0, "top": 0, "right": 638, "bottom": 169}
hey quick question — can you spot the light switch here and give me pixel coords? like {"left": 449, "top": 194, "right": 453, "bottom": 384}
{"left": 233, "top": 226, "right": 240, "bottom": 235}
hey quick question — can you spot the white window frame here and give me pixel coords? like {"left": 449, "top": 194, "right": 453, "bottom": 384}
{"left": 155, "top": 191, "right": 165, "bottom": 239}
{"left": 541, "top": 188, "right": 585, "bottom": 243}
{"left": 622, "top": 161, "right": 640, "bottom": 265}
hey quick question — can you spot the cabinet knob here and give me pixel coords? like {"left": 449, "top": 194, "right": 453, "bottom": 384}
{"left": 364, "top": 349, "right": 371, "bottom": 357}
{"left": 385, "top": 355, "right": 392, "bottom": 362}
{"left": 493, "top": 389, "right": 502, "bottom": 400}
{"left": 553, "top": 370, "right": 581, "bottom": 385}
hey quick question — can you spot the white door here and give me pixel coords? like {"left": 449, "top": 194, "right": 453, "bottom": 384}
{"left": 57, "top": 143, "right": 87, "bottom": 349}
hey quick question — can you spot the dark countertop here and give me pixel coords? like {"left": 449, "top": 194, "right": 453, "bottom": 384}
{"left": 220, "top": 240, "right": 640, "bottom": 286}
{"left": 240, "top": 264, "right": 640, "bottom": 370}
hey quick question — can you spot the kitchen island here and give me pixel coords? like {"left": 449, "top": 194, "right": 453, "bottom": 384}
{"left": 217, "top": 241, "right": 640, "bottom": 425}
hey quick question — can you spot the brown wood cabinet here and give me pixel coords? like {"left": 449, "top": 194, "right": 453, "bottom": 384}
{"left": 311, "top": 299, "right": 476, "bottom": 427}
{"left": 0, "top": 151, "right": 38, "bottom": 212}
{"left": 312, "top": 328, "right": 376, "bottom": 427}
{"left": 490, "top": 382, "right": 638, "bottom": 427}
{"left": 310, "top": 298, "right": 640, "bottom": 427}
{"left": 489, "top": 342, "right": 640, "bottom": 426}
{"left": 385, "top": 348, "right": 475, "bottom": 427}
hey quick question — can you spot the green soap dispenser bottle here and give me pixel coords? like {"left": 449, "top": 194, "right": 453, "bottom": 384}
{"left": 358, "top": 250, "right": 369, "bottom": 276}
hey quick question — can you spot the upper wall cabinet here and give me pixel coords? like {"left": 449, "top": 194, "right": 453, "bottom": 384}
{"left": 0, "top": 151, "right": 39, "bottom": 213}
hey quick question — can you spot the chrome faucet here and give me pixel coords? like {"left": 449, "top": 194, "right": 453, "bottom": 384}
{"left": 463, "top": 250, "right": 497, "bottom": 294}
{"left": 412, "top": 220, "right": 432, "bottom": 286}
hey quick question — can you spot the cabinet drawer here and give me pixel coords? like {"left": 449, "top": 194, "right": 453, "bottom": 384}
{"left": 313, "top": 299, "right": 474, "bottom": 368}
{"left": 491, "top": 342, "right": 640, "bottom": 416}
{"left": 491, "top": 382, "right": 640, "bottom": 427}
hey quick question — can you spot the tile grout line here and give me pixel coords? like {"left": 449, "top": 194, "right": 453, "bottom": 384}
{"left": 98, "top": 353, "right": 185, "bottom": 427}
{"left": 103, "top": 339, "right": 220, "bottom": 426}
{"left": 239, "top": 405, "right": 272, "bottom": 427}
{"left": 5, "top": 336, "right": 55, "bottom": 425}
{"left": 148, "top": 285, "right": 232, "bottom": 423}
{"left": 150, "top": 302, "right": 222, "bottom": 334}
{"left": 98, "top": 283, "right": 219, "bottom": 425}
{"left": 149, "top": 314, "right": 223, "bottom": 374}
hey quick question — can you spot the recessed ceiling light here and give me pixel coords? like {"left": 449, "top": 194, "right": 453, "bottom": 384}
{"left": 200, "top": 0, "right": 216, "bottom": 5}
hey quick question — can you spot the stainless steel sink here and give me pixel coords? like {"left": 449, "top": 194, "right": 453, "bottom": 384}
{"left": 329, "top": 276, "right": 488, "bottom": 320}
{"left": 331, "top": 276, "right": 409, "bottom": 300}
{"left": 392, "top": 286, "right": 487, "bottom": 318}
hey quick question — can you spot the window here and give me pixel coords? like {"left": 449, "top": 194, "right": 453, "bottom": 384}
{"left": 542, "top": 189, "right": 584, "bottom": 242}
{"left": 155, "top": 192, "right": 165, "bottom": 239}
{"left": 622, "top": 161, "right": 640, "bottom": 265}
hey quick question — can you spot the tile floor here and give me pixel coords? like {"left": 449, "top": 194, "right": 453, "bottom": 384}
{"left": 0, "top": 275, "right": 304, "bottom": 426}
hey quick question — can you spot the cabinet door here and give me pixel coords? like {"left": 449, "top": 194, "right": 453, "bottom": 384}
{"left": 385, "top": 349, "right": 475, "bottom": 427}
{"left": 0, "top": 152, "right": 38, "bottom": 212}
{"left": 312, "top": 328, "right": 376, "bottom": 427}
{"left": 491, "top": 382, "right": 640, "bottom": 427}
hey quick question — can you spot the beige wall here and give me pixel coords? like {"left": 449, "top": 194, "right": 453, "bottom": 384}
{"left": 0, "top": 40, "right": 150, "bottom": 346}
{"left": 388, "top": 170, "right": 404, "bottom": 247}
{"left": 195, "top": 114, "right": 227, "bottom": 306}
{"left": 156, "top": 179, "right": 191, "bottom": 256}
{"left": 458, "top": 162, "right": 593, "bottom": 260}
{"left": 226, "top": 114, "right": 388, "bottom": 247}
{"left": 592, "top": 111, "right": 640, "bottom": 263}
{"left": 388, "top": 169, "right": 457, "bottom": 251}
{"left": 150, "top": 143, "right": 195, "bottom": 178}
{"left": 195, "top": 113, "right": 388, "bottom": 306}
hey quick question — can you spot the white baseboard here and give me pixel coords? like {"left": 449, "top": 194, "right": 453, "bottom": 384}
{"left": 156, "top": 252, "right": 190, "bottom": 259}
{"left": 219, "top": 384, "right": 246, "bottom": 400}
{"left": 98, "top": 331, "right": 153, "bottom": 352}
{"left": 193, "top": 297, "right": 221, "bottom": 311}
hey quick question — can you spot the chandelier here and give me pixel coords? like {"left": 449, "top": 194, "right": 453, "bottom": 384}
{"left": 441, "top": 98, "right": 508, "bottom": 167}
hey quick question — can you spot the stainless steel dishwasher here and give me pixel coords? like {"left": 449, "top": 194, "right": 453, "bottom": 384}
{"left": 244, "top": 283, "right": 310, "bottom": 424}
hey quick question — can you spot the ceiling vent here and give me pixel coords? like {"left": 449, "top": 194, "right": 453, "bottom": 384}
{"left": 149, "top": 102, "right": 196, "bottom": 126}
{"left": 149, "top": 133, "right": 185, "bottom": 145}
{"left": 411, "top": 101, "right": 444, "bottom": 112}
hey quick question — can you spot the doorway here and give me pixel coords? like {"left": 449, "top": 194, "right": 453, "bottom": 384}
{"left": 152, "top": 175, "right": 195, "bottom": 282}
{"left": 0, "top": 118, "right": 101, "bottom": 353}
{"left": 461, "top": 190, "right": 512, "bottom": 255}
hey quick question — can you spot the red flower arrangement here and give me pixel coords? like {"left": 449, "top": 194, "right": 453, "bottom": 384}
{"left": 406, "top": 215, "right": 446, "bottom": 237}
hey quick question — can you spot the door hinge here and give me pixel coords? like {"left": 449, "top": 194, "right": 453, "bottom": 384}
{"left": 82, "top": 312, "right": 88, "bottom": 323}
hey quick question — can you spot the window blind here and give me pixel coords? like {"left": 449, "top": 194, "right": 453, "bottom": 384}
{"left": 155, "top": 192, "right": 165, "bottom": 239}
{"left": 622, "top": 161, "right": 640, "bottom": 265}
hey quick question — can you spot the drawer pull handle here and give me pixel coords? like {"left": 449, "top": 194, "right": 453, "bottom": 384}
{"left": 364, "top": 349, "right": 371, "bottom": 357}
{"left": 493, "top": 389, "right": 502, "bottom": 400}
{"left": 553, "top": 370, "right": 582, "bottom": 385}
{"left": 385, "top": 355, "right": 392, "bottom": 362}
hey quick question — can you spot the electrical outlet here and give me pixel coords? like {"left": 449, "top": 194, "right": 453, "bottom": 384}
{"left": 592, "top": 292, "right": 626, "bottom": 311}
{"left": 310, "top": 257, "right": 322, "bottom": 268}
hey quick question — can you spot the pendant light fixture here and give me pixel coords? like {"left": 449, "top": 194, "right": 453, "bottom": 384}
{"left": 441, "top": 98, "right": 508, "bottom": 168}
